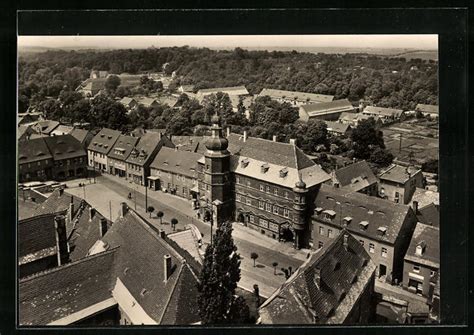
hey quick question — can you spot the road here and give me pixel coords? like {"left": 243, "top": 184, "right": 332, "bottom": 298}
{"left": 66, "top": 175, "right": 305, "bottom": 298}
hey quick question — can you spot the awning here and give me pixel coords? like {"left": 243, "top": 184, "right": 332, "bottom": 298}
{"left": 190, "top": 186, "right": 199, "bottom": 193}
{"left": 147, "top": 176, "right": 160, "bottom": 180}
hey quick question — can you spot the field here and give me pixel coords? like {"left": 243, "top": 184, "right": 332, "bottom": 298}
{"left": 383, "top": 119, "right": 439, "bottom": 165}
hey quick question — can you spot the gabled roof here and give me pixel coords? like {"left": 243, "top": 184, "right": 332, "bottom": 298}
{"left": 120, "top": 97, "right": 137, "bottom": 105}
{"left": 325, "top": 121, "right": 351, "bottom": 134}
{"left": 18, "top": 137, "right": 53, "bottom": 164}
{"left": 18, "top": 213, "right": 57, "bottom": 261}
{"left": 416, "top": 104, "right": 438, "bottom": 114}
{"left": 338, "top": 112, "right": 359, "bottom": 122}
{"left": 379, "top": 164, "right": 422, "bottom": 184}
{"left": 334, "top": 161, "right": 377, "bottom": 192}
{"left": 411, "top": 188, "right": 439, "bottom": 208}
{"left": 259, "top": 231, "right": 376, "bottom": 324}
{"left": 314, "top": 184, "right": 413, "bottom": 244}
{"left": 33, "top": 189, "right": 83, "bottom": 224}
{"left": 19, "top": 249, "right": 118, "bottom": 325}
{"left": 258, "top": 88, "right": 334, "bottom": 103}
{"left": 43, "top": 134, "right": 87, "bottom": 161}
{"left": 76, "top": 78, "right": 107, "bottom": 93}
{"left": 150, "top": 147, "right": 201, "bottom": 178}
{"left": 404, "top": 223, "right": 439, "bottom": 268}
{"left": 32, "top": 120, "right": 60, "bottom": 135}
{"left": 170, "top": 136, "right": 206, "bottom": 153}
{"left": 88, "top": 128, "right": 122, "bottom": 155}
{"left": 167, "top": 228, "right": 203, "bottom": 265}
{"left": 107, "top": 134, "right": 139, "bottom": 161}
{"left": 363, "top": 106, "right": 404, "bottom": 117}
{"left": 69, "top": 128, "right": 92, "bottom": 145}
{"left": 197, "top": 86, "right": 249, "bottom": 97}
{"left": 301, "top": 99, "right": 355, "bottom": 117}
{"left": 50, "top": 125, "right": 74, "bottom": 136}
{"left": 138, "top": 97, "right": 158, "bottom": 107}
{"left": 126, "top": 132, "right": 166, "bottom": 166}
{"left": 157, "top": 95, "right": 178, "bottom": 108}
{"left": 101, "top": 209, "right": 200, "bottom": 324}
{"left": 416, "top": 203, "right": 439, "bottom": 227}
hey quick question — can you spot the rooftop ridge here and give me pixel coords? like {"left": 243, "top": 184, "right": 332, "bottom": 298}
{"left": 157, "top": 263, "right": 185, "bottom": 324}
{"left": 19, "top": 247, "right": 119, "bottom": 283}
{"left": 18, "top": 212, "right": 57, "bottom": 224}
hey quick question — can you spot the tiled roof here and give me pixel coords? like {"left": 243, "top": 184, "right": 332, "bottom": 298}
{"left": 325, "top": 121, "right": 351, "bottom": 134}
{"left": 404, "top": 223, "right": 439, "bottom": 268}
{"left": 50, "top": 125, "right": 74, "bottom": 136}
{"left": 363, "top": 106, "right": 404, "bottom": 117}
{"left": 126, "top": 132, "right": 165, "bottom": 166}
{"left": 138, "top": 97, "right": 158, "bottom": 107}
{"left": 179, "top": 84, "right": 195, "bottom": 92}
{"left": 416, "top": 104, "right": 438, "bottom": 114}
{"left": 314, "top": 184, "right": 413, "bottom": 244}
{"left": 227, "top": 133, "right": 330, "bottom": 188}
{"left": 301, "top": 99, "right": 355, "bottom": 117}
{"left": 416, "top": 203, "right": 439, "bottom": 227}
{"left": 150, "top": 147, "right": 201, "bottom": 178}
{"left": 19, "top": 249, "right": 118, "bottom": 325}
{"left": 120, "top": 97, "right": 136, "bottom": 105}
{"left": 258, "top": 88, "right": 334, "bottom": 103}
{"left": 334, "top": 161, "right": 377, "bottom": 192}
{"left": 412, "top": 188, "right": 439, "bottom": 208}
{"left": 171, "top": 136, "right": 206, "bottom": 153}
{"left": 338, "top": 112, "right": 359, "bottom": 122}
{"left": 379, "top": 164, "right": 422, "bottom": 184}
{"left": 32, "top": 120, "right": 60, "bottom": 135}
{"left": 167, "top": 228, "right": 203, "bottom": 264}
{"left": 88, "top": 128, "right": 122, "bottom": 155}
{"left": 70, "top": 128, "right": 92, "bottom": 145}
{"left": 259, "top": 231, "right": 376, "bottom": 324}
{"left": 18, "top": 137, "right": 53, "bottom": 164}
{"left": 43, "top": 134, "right": 87, "bottom": 161}
{"left": 101, "top": 209, "right": 200, "bottom": 323}
{"left": 157, "top": 95, "right": 178, "bottom": 108}
{"left": 18, "top": 213, "right": 57, "bottom": 259}
{"left": 107, "top": 135, "right": 139, "bottom": 161}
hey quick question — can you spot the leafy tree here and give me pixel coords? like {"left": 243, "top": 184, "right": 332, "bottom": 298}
{"left": 89, "top": 95, "right": 129, "bottom": 130}
{"left": 197, "top": 221, "right": 249, "bottom": 324}
{"left": 171, "top": 218, "right": 178, "bottom": 231}
{"left": 105, "top": 75, "right": 121, "bottom": 91}
{"left": 351, "top": 118, "right": 385, "bottom": 160}
{"left": 422, "top": 158, "right": 438, "bottom": 173}
{"left": 369, "top": 147, "right": 394, "bottom": 167}
{"left": 18, "top": 95, "right": 29, "bottom": 113}
{"left": 250, "top": 252, "right": 258, "bottom": 267}
{"left": 157, "top": 211, "right": 164, "bottom": 224}
{"left": 272, "top": 262, "right": 279, "bottom": 275}
{"left": 147, "top": 206, "right": 155, "bottom": 218}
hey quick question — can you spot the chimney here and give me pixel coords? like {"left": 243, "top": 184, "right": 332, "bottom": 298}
{"left": 272, "top": 135, "right": 277, "bottom": 142}
{"left": 164, "top": 254, "right": 172, "bottom": 282}
{"left": 159, "top": 229, "right": 166, "bottom": 239}
{"left": 343, "top": 234, "right": 349, "bottom": 251}
{"left": 314, "top": 267, "right": 321, "bottom": 288}
{"left": 243, "top": 131, "right": 248, "bottom": 142}
{"left": 99, "top": 218, "right": 108, "bottom": 237}
{"left": 89, "top": 207, "right": 95, "bottom": 221}
{"left": 68, "top": 196, "right": 74, "bottom": 223}
{"left": 289, "top": 139, "right": 296, "bottom": 145}
{"left": 59, "top": 187, "right": 64, "bottom": 196}
{"left": 120, "top": 202, "right": 128, "bottom": 218}
{"left": 227, "top": 126, "right": 231, "bottom": 137}
{"left": 412, "top": 201, "right": 418, "bottom": 214}
{"left": 54, "top": 215, "right": 69, "bottom": 266}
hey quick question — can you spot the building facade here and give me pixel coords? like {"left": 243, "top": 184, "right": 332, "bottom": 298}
{"left": 44, "top": 135, "right": 88, "bottom": 180}
{"left": 107, "top": 135, "right": 139, "bottom": 177}
{"left": 88, "top": 128, "right": 122, "bottom": 173}
{"left": 378, "top": 164, "right": 424, "bottom": 204}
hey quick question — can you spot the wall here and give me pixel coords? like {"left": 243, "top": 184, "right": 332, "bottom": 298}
{"left": 88, "top": 150, "right": 109, "bottom": 171}
{"left": 392, "top": 208, "right": 417, "bottom": 282}
{"left": 19, "top": 159, "right": 53, "bottom": 182}
{"left": 150, "top": 168, "right": 197, "bottom": 199}
{"left": 403, "top": 259, "right": 438, "bottom": 298}
{"left": 52, "top": 156, "right": 87, "bottom": 180}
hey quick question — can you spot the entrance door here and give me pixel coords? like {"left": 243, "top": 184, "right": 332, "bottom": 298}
{"left": 408, "top": 279, "right": 423, "bottom": 295}
{"left": 379, "top": 264, "right": 387, "bottom": 278}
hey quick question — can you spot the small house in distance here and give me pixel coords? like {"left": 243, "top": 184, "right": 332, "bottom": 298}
{"left": 362, "top": 106, "right": 404, "bottom": 124}
{"left": 331, "top": 160, "right": 378, "bottom": 196}
{"left": 378, "top": 164, "right": 424, "bottom": 204}
{"left": 299, "top": 99, "right": 355, "bottom": 122}
{"left": 258, "top": 88, "right": 334, "bottom": 106}
{"left": 258, "top": 231, "right": 376, "bottom": 324}
{"left": 415, "top": 104, "right": 439, "bottom": 119}
{"left": 196, "top": 86, "right": 249, "bottom": 102}
{"left": 119, "top": 97, "right": 138, "bottom": 111}
{"left": 325, "top": 121, "right": 352, "bottom": 137}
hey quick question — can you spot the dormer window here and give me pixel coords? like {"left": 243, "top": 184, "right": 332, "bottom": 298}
{"left": 416, "top": 241, "right": 426, "bottom": 256}
{"left": 377, "top": 226, "right": 387, "bottom": 236}
{"left": 241, "top": 158, "right": 249, "bottom": 168}
{"left": 261, "top": 163, "right": 269, "bottom": 174}
{"left": 359, "top": 221, "right": 369, "bottom": 230}
{"left": 322, "top": 209, "right": 336, "bottom": 220}
{"left": 279, "top": 168, "right": 288, "bottom": 178}
{"left": 343, "top": 217, "right": 352, "bottom": 225}
{"left": 315, "top": 207, "right": 323, "bottom": 215}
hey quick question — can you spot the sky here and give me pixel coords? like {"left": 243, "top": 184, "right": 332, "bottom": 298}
{"left": 18, "top": 35, "right": 438, "bottom": 51}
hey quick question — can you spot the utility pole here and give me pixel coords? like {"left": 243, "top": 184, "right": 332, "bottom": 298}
{"left": 109, "top": 200, "right": 112, "bottom": 221}
{"left": 145, "top": 183, "right": 148, "bottom": 212}
{"left": 134, "top": 185, "right": 137, "bottom": 210}
{"left": 399, "top": 132, "right": 403, "bottom": 153}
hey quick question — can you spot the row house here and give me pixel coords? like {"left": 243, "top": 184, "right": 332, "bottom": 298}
{"left": 378, "top": 164, "right": 424, "bottom": 204}
{"left": 87, "top": 128, "right": 122, "bottom": 173}
{"left": 312, "top": 184, "right": 417, "bottom": 284}
{"left": 148, "top": 147, "right": 201, "bottom": 200}
{"left": 403, "top": 223, "right": 439, "bottom": 298}
{"left": 259, "top": 231, "right": 376, "bottom": 324}
{"left": 125, "top": 132, "right": 174, "bottom": 185}
{"left": 258, "top": 88, "right": 334, "bottom": 106}
{"left": 108, "top": 135, "right": 139, "bottom": 178}
{"left": 18, "top": 137, "right": 53, "bottom": 182}
{"left": 196, "top": 117, "right": 331, "bottom": 249}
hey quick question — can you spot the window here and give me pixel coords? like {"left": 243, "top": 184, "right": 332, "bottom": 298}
{"left": 369, "top": 243, "right": 375, "bottom": 253}
{"left": 381, "top": 247, "right": 388, "bottom": 258}
{"left": 236, "top": 177, "right": 240, "bottom": 184}
{"left": 283, "top": 208, "right": 290, "bottom": 218}
{"left": 413, "top": 265, "right": 420, "bottom": 273}
{"left": 274, "top": 188, "right": 278, "bottom": 196}
{"left": 430, "top": 270, "right": 437, "bottom": 277}
{"left": 260, "top": 184, "right": 264, "bottom": 191}
{"left": 249, "top": 215, "right": 255, "bottom": 223}
{"left": 319, "top": 226, "right": 324, "bottom": 235}
{"left": 395, "top": 191, "right": 400, "bottom": 203}
{"left": 37, "top": 161, "right": 41, "bottom": 166}
{"left": 266, "top": 203, "right": 271, "bottom": 212}
{"left": 328, "top": 229, "right": 334, "bottom": 238}
{"left": 318, "top": 241, "right": 324, "bottom": 249}
{"left": 260, "top": 219, "right": 268, "bottom": 227}
{"left": 236, "top": 194, "right": 241, "bottom": 202}
{"left": 247, "top": 180, "right": 251, "bottom": 187}
{"left": 359, "top": 240, "right": 364, "bottom": 246}
{"left": 266, "top": 186, "right": 270, "bottom": 193}
{"left": 284, "top": 191, "right": 289, "bottom": 199}
{"left": 246, "top": 198, "right": 252, "bottom": 205}
{"left": 273, "top": 205, "right": 279, "bottom": 214}
{"left": 259, "top": 201, "right": 264, "bottom": 209}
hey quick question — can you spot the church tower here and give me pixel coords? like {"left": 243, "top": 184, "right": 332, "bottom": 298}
{"left": 203, "top": 113, "right": 233, "bottom": 225}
